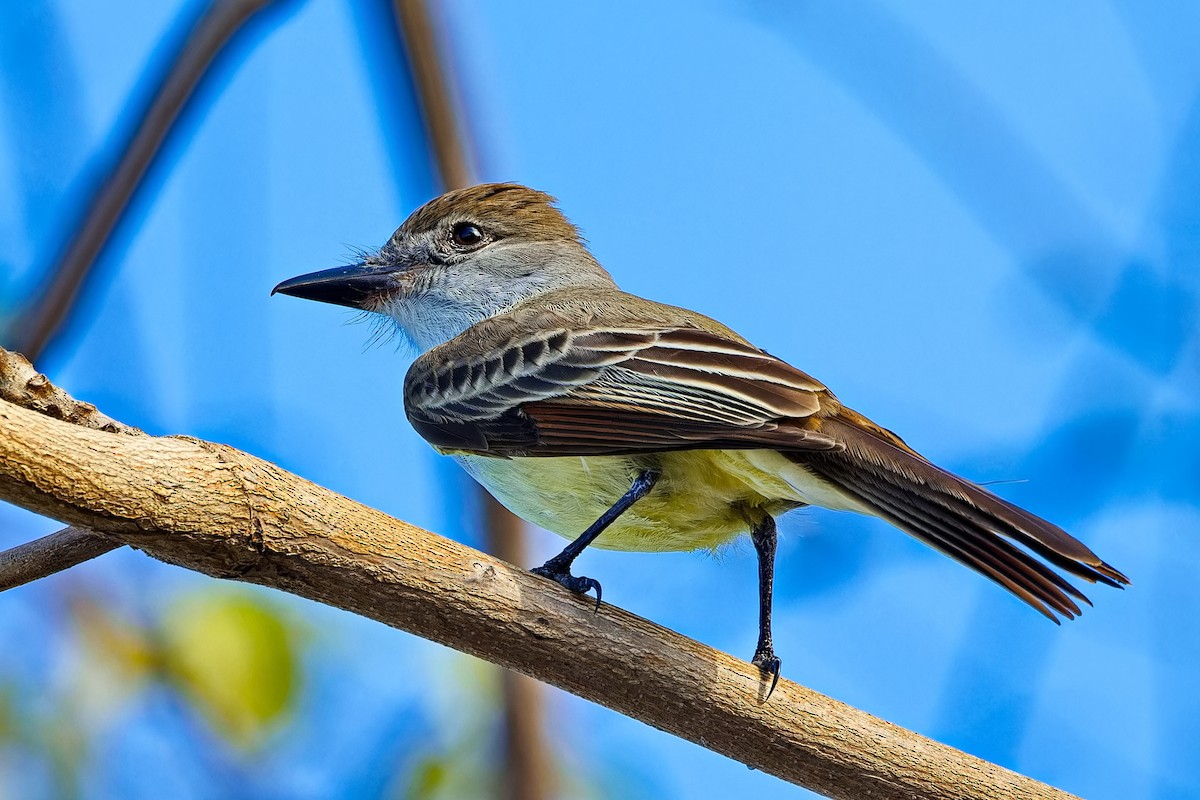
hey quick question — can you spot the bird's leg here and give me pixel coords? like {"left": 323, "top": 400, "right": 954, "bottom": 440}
{"left": 750, "top": 514, "right": 782, "bottom": 699}
{"left": 532, "top": 469, "right": 660, "bottom": 611}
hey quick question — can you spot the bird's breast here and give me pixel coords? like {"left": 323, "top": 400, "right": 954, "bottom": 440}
{"left": 453, "top": 449, "right": 806, "bottom": 552}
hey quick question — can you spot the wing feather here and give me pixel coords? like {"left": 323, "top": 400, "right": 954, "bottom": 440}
{"left": 404, "top": 322, "right": 841, "bottom": 456}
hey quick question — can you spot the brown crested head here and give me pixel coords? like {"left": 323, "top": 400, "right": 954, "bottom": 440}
{"left": 398, "top": 183, "right": 583, "bottom": 245}
{"left": 274, "top": 182, "right": 617, "bottom": 351}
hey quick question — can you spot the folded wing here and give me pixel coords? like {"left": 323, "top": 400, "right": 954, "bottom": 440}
{"left": 404, "top": 323, "right": 844, "bottom": 456}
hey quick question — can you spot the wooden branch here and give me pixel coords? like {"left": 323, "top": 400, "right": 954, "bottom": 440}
{"left": 0, "top": 527, "right": 120, "bottom": 591}
{"left": 0, "top": 348, "right": 1077, "bottom": 800}
{"left": 0, "top": 348, "right": 142, "bottom": 435}
{"left": 0, "top": 348, "right": 134, "bottom": 587}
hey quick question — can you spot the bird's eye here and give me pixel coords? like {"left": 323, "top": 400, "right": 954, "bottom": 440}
{"left": 451, "top": 222, "right": 485, "bottom": 247}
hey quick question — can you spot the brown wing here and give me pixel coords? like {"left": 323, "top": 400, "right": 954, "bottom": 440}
{"left": 403, "top": 324, "right": 844, "bottom": 456}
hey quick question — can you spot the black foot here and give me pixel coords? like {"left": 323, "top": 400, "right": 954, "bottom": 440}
{"left": 531, "top": 564, "right": 603, "bottom": 612}
{"left": 752, "top": 649, "right": 782, "bottom": 700}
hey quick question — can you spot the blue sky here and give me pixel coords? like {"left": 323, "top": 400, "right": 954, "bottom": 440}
{"left": 2, "top": 2, "right": 1198, "bottom": 797}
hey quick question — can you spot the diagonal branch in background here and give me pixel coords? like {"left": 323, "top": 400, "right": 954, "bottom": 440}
{"left": 1, "top": 0, "right": 285, "bottom": 590}
{"left": 8, "top": 0, "right": 284, "bottom": 360}
{"left": 0, "top": 345, "right": 1078, "bottom": 800}
{"left": 391, "top": 3, "right": 550, "bottom": 797}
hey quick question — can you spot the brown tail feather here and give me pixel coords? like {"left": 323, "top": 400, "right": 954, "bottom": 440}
{"left": 799, "top": 413, "right": 1129, "bottom": 621}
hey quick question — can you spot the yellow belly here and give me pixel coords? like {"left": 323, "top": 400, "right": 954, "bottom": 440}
{"left": 454, "top": 449, "right": 811, "bottom": 552}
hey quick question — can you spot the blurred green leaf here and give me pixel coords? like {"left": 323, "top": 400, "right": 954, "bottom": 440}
{"left": 405, "top": 756, "right": 449, "bottom": 800}
{"left": 159, "top": 589, "right": 303, "bottom": 751}
{"left": 0, "top": 683, "right": 12, "bottom": 742}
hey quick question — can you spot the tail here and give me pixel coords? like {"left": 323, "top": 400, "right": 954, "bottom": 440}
{"left": 799, "top": 409, "right": 1129, "bottom": 621}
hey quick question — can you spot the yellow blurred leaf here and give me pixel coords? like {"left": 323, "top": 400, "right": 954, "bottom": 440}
{"left": 69, "top": 593, "right": 157, "bottom": 682}
{"left": 160, "top": 589, "right": 302, "bottom": 751}
{"left": 66, "top": 589, "right": 158, "bottom": 720}
{"left": 405, "top": 757, "right": 449, "bottom": 800}
{"left": 0, "top": 685, "right": 12, "bottom": 741}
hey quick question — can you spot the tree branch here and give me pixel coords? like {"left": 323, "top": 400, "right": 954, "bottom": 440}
{"left": 0, "top": 348, "right": 134, "bottom": 587}
{"left": 0, "top": 527, "right": 120, "bottom": 591}
{"left": 6, "top": 0, "right": 283, "bottom": 359}
{"left": 0, "top": 346, "right": 1077, "bottom": 799}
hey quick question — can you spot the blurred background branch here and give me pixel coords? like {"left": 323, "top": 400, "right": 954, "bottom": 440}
{"left": 6, "top": 0, "right": 284, "bottom": 361}
{"left": 391, "top": 3, "right": 551, "bottom": 799}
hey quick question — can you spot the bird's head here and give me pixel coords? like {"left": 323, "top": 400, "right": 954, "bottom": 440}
{"left": 272, "top": 183, "right": 616, "bottom": 350}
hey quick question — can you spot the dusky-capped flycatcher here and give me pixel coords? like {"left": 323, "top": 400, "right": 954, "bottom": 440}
{"left": 273, "top": 183, "right": 1127, "bottom": 693}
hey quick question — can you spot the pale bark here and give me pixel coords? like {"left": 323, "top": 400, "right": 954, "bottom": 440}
{"left": 0, "top": 347, "right": 1077, "bottom": 800}
{"left": 0, "top": 346, "right": 132, "bottom": 588}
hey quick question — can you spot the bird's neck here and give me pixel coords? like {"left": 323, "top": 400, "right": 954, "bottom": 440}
{"left": 385, "top": 294, "right": 494, "bottom": 352}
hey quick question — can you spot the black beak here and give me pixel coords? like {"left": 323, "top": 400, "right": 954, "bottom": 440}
{"left": 271, "top": 263, "right": 394, "bottom": 309}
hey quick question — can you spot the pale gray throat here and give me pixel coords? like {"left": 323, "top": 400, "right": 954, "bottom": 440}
{"left": 379, "top": 294, "right": 489, "bottom": 352}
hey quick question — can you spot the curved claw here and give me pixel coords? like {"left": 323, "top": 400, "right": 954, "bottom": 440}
{"left": 531, "top": 565, "right": 603, "bottom": 612}
{"left": 752, "top": 651, "right": 782, "bottom": 700}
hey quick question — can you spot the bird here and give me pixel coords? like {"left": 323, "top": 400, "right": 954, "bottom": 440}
{"left": 273, "top": 182, "right": 1128, "bottom": 694}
